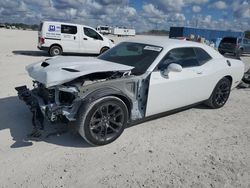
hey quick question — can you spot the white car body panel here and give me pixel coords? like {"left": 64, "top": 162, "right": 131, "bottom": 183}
{"left": 38, "top": 21, "right": 114, "bottom": 54}
{"left": 26, "top": 56, "right": 134, "bottom": 87}
{"left": 145, "top": 57, "right": 244, "bottom": 116}
{"left": 138, "top": 38, "right": 245, "bottom": 117}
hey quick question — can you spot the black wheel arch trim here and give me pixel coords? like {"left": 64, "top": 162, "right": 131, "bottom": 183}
{"left": 81, "top": 87, "right": 133, "bottom": 119}
{"left": 100, "top": 46, "right": 110, "bottom": 52}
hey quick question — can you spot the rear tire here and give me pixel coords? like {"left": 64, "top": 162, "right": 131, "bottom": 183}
{"left": 205, "top": 77, "right": 231, "bottom": 109}
{"left": 49, "top": 45, "right": 62, "bottom": 56}
{"left": 77, "top": 96, "right": 128, "bottom": 146}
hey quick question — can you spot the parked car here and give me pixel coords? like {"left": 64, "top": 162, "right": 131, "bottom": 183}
{"left": 16, "top": 38, "right": 244, "bottom": 146}
{"left": 218, "top": 37, "right": 250, "bottom": 56}
{"left": 38, "top": 21, "right": 114, "bottom": 56}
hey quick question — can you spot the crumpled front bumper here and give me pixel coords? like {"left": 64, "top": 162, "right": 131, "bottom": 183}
{"left": 15, "top": 85, "right": 81, "bottom": 125}
{"left": 15, "top": 85, "right": 45, "bottom": 129}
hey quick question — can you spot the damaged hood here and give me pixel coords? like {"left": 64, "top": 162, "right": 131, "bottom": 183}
{"left": 26, "top": 56, "right": 134, "bottom": 87}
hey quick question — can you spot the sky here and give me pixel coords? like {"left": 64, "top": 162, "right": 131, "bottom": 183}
{"left": 0, "top": 0, "right": 249, "bottom": 32}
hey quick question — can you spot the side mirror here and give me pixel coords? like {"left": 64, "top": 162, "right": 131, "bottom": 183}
{"left": 162, "top": 63, "right": 182, "bottom": 77}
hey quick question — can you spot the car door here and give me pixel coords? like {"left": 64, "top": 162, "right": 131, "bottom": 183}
{"left": 80, "top": 27, "right": 103, "bottom": 53}
{"left": 145, "top": 47, "right": 213, "bottom": 117}
{"left": 60, "top": 24, "right": 80, "bottom": 52}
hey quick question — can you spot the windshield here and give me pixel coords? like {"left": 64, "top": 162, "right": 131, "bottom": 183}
{"left": 98, "top": 42, "right": 163, "bottom": 75}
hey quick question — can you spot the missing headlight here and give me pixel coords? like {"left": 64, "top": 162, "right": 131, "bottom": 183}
{"left": 59, "top": 91, "right": 75, "bottom": 105}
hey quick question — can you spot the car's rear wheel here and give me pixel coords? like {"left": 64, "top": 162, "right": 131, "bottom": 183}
{"left": 49, "top": 45, "right": 62, "bottom": 56}
{"left": 205, "top": 77, "right": 231, "bottom": 109}
{"left": 78, "top": 96, "right": 128, "bottom": 146}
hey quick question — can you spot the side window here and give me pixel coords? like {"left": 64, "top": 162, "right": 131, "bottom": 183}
{"left": 194, "top": 48, "right": 212, "bottom": 65}
{"left": 61, "top": 25, "right": 77, "bottom": 34}
{"left": 84, "top": 27, "right": 103, "bottom": 40}
{"left": 159, "top": 48, "right": 199, "bottom": 68}
{"left": 243, "top": 39, "right": 248, "bottom": 44}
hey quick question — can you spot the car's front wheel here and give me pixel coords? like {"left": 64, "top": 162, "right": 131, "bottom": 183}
{"left": 100, "top": 47, "right": 109, "bottom": 54}
{"left": 205, "top": 77, "right": 231, "bottom": 109}
{"left": 78, "top": 96, "right": 128, "bottom": 146}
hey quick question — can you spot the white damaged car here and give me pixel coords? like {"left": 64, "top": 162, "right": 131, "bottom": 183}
{"left": 16, "top": 38, "right": 245, "bottom": 145}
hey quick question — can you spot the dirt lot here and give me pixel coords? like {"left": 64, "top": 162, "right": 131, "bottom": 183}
{"left": 0, "top": 29, "right": 250, "bottom": 188}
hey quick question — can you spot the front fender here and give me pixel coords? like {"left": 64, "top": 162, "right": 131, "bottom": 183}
{"left": 80, "top": 87, "right": 132, "bottom": 115}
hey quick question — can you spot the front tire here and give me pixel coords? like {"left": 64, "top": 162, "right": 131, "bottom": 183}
{"left": 205, "top": 77, "right": 231, "bottom": 109}
{"left": 100, "top": 47, "right": 109, "bottom": 54}
{"left": 77, "top": 96, "right": 128, "bottom": 146}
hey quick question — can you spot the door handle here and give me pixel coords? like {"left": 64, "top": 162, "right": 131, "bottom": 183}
{"left": 83, "top": 38, "right": 88, "bottom": 40}
{"left": 196, "top": 71, "right": 203, "bottom": 75}
{"left": 74, "top": 36, "right": 76, "bottom": 40}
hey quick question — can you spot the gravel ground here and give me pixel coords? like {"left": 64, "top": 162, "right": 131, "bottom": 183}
{"left": 0, "top": 29, "right": 250, "bottom": 188}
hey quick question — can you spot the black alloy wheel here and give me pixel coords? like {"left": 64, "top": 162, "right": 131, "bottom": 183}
{"left": 89, "top": 102, "right": 125, "bottom": 142}
{"left": 214, "top": 81, "right": 231, "bottom": 106}
{"left": 78, "top": 96, "right": 128, "bottom": 146}
{"left": 205, "top": 77, "right": 231, "bottom": 109}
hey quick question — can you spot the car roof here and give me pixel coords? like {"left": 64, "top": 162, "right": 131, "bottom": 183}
{"left": 127, "top": 37, "right": 210, "bottom": 49}
{"left": 126, "top": 36, "right": 223, "bottom": 61}
{"left": 42, "top": 21, "right": 90, "bottom": 28}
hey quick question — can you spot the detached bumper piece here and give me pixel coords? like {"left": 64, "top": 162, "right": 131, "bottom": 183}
{"left": 15, "top": 85, "right": 44, "bottom": 138}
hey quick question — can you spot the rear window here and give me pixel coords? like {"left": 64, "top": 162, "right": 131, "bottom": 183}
{"left": 194, "top": 48, "right": 212, "bottom": 65}
{"left": 38, "top": 22, "right": 43, "bottom": 32}
{"left": 61, "top": 25, "right": 77, "bottom": 34}
{"left": 221, "top": 37, "right": 237, "bottom": 44}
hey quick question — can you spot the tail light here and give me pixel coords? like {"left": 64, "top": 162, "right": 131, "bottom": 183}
{"left": 39, "top": 37, "right": 45, "bottom": 44}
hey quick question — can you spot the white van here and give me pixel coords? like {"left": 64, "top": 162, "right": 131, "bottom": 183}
{"left": 38, "top": 21, "right": 114, "bottom": 56}
{"left": 96, "top": 25, "right": 111, "bottom": 35}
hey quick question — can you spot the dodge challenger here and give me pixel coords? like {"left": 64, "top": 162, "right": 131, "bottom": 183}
{"left": 16, "top": 38, "right": 245, "bottom": 146}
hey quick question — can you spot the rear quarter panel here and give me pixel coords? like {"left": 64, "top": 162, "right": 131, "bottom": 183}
{"left": 210, "top": 57, "right": 244, "bottom": 90}
{"left": 227, "top": 58, "right": 245, "bottom": 88}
